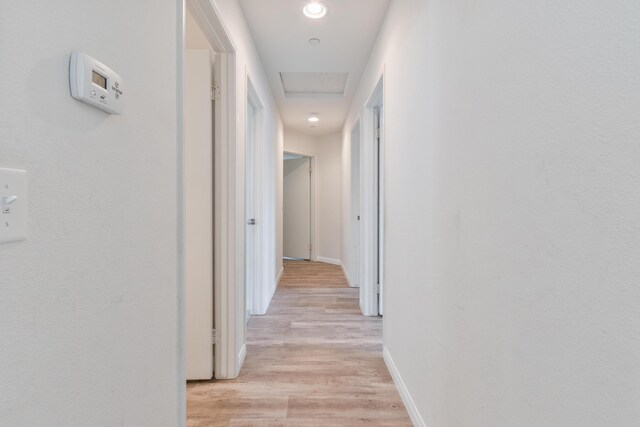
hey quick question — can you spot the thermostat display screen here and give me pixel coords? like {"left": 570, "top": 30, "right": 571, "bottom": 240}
{"left": 92, "top": 70, "right": 107, "bottom": 89}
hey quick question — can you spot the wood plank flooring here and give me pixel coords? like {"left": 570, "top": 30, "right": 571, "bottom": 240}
{"left": 187, "top": 260, "right": 412, "bottom": 426}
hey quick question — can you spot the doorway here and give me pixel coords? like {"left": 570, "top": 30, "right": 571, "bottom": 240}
{"left": 283, "top": 151, "right": 315, "bottom": 261}
{"left": 184, "top": 8, "right": 215, "bottom": 381}
{"left": 181, "top": 0, "right": 243, "bottom": 384}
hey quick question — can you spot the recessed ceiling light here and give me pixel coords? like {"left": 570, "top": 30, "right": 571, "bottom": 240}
{"left": 308, "top": 113, "right": 320, "bottom": 122}
{"left": 308, "top": 38, "right": 321, "bottom": 46}
{"left": 303, "top": 1, "right": 327, "bottom": 19}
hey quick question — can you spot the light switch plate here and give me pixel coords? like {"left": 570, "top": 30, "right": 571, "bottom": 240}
{"left": 0, "top": 168, "right": 27, "bottom": 243}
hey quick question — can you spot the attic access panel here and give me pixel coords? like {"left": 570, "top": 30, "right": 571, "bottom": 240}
{"left": 280, "top": 72, "right": 349, "bottom": 97}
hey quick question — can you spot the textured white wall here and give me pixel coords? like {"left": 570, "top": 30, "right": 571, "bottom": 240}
{"left": 0, "top": 1, "right": 179, "bottom": 426}
{"left": 284, "top": 129, "right": 342, "bottom": 262}
{"left": 344, "top": 0, "right": 640, "bottom": 425}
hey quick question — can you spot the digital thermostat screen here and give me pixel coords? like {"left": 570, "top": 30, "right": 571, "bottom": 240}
{"left": 91, "top": 70, "right": 107, "bottom": 89}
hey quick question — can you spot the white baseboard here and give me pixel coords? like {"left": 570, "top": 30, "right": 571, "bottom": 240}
{"left": 237, "top": 344, "right": 247, "bottom": 375}
{"left": 383, "top": 346, "right": 426, "bottom": 427}
{"left": 316, "top": 256, "right": 341, "bottom": 265}
{"left": 254, "top": 267, "right": 284, "bottom": 315}
{"left": 341, "top": 263, "right": 355, "bottom": 287}
{"left": 315, "top": 257, "right": 357, "bottom": 288}
{"left": 265, "top": 271, "right": 279, "bottom": 311}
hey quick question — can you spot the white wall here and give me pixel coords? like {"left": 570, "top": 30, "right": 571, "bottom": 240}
{"left": 0, "top": 1, "right": 179, "bottom": 426}
{"left": 343, "top": 0, "right": 640, "bottom": 425}
{"left": 284, "top": 129, "right": 342, "bottom": 263}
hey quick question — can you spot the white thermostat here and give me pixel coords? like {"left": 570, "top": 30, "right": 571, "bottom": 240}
{"left": 69, "top": 51, "right": 123, "bottom": 114}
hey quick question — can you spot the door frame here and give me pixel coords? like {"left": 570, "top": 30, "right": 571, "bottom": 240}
{"left": 181, "top": 0, "right": 243, "bottom": 392}
{"left": 282, "top": 149, "right": 317, "bottom": 262}
{"left": 359, "top": 73, "right": 384, "bottom": 317}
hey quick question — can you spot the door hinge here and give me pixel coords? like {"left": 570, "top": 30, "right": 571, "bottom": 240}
{"left": 309, "top": 243, "right": 313, "bottom": 251}
{"left": 211, "top": 84, "right": 220, "bottom": 101}
{"left": 376, "top": 284, "right": 381, "bottom": 294}
{"left": 212, "top": 329, "right": 219, "bottom": 344}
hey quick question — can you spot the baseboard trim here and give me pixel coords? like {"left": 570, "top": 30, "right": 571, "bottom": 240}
{"left": 341, "top": 263, "right": 355, "bottom": 287}
{"left": 265, "top": 271, "right": 279, "bottom": 312}
{"left": 316, "top": 256, "right": 341, "bottom": 266}
{"left": 237, "top": 344, "right": 247, "bottom": 375}
{"left": 383, "top": 346, "right": 426, "bottom": 427}
{"left": 315, "top": 257, "right": 357, "bottom": 288}
{"left": 254, "top": 267, "right": 283, "bottom": 315}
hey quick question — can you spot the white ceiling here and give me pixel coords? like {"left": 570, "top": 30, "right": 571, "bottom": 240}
{"left": 239, "top": 0, "right": 390, "bottom": 136}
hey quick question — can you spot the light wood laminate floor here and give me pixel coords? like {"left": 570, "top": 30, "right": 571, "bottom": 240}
{"left": 187, "top": 260, "right": 412, "bottom": 426}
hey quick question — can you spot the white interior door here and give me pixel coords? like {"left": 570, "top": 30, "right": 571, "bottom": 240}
{"left": 283, "top": 156, "right": 311, "bottom": 260}
{"left": 185, "top": 49, "right": 214, "bottom": 380}
{"left": 351, "top": 126, "right": 361, "bottom": 287}
{"left": 246, "top": 100, "right": 257, "bottom": 322}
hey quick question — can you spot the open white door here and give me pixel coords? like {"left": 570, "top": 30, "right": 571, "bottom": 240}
{"left": 184, "top": 49, "right": 214, "bottom": 379}
{"left": 283, "top": 156, "right": 312, "bottom": 260}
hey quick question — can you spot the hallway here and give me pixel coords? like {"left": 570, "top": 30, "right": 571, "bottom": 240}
{"left": 186, "top": 261, "right": 411, "bottom": 426}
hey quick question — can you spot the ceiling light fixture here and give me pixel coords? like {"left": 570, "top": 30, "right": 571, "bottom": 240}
{"left": 303, "top": 1, "right": 327, "bottom": 19}
{"left": 308, "top": 113, "right": 320, "bottom": 122}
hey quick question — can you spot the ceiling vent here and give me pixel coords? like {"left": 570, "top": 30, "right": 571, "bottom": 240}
{"left": 280, "top": 72, "right": 349, "bottom": 98}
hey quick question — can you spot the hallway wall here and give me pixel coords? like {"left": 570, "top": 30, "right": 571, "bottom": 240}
{"left": 0, "top": 1, "right": 179, "bottom": 426}
{"left": 343, "top": 0, "right": 640, "bottom": 425}
{"left": 284, "top": 129, "right": 342, "bottom": 265}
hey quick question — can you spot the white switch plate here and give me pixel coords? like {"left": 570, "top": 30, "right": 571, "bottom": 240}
{"left": 0, "top": 168, "right": 27, "bottom": 243}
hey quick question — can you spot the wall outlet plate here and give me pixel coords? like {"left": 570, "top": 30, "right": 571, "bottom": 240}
{"left": 0, "top": 168, "right": 27, "bottom": 243}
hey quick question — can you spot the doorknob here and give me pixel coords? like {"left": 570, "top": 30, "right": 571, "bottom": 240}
{"left": 247, "top": 218, "right": 256, "bottom": 225}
